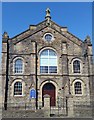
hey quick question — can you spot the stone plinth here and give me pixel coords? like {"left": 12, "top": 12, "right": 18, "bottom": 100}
{"left": 43, "top": 94, "right": 50, "bottom": 117}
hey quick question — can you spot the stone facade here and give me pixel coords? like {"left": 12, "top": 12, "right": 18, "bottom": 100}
{"left": 1, "top": 8, "right": 94, "bottom": 118}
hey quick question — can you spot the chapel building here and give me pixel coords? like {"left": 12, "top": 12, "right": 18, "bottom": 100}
{"left": 1, "top": 8, "right": 94, "bottom": 118}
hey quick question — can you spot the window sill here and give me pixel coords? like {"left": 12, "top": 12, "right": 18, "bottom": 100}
{"left": 40, "top": 73, "right": 58, "bottom": 75}
{"left": 13, "top": 95, "right": 24, "bottom": 97}
{"left": 71, "top": 73, "right": 82, "bottom": 75}
{"left": 14, "top": 73, "right": 24, "bottom": 75}
{"left": 73, "top": 94, "right": 83, "bottom": 97}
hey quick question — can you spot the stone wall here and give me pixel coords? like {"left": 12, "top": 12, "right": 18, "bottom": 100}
{"left": 1, "top": 19, "right": 94, "bottom": 118}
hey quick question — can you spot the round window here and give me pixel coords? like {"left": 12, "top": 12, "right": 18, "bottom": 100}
{"left": 45, "top": 34, "right": 52, "bottom": 42}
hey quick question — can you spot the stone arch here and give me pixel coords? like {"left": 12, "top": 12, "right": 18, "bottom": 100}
{"left": 39, "top": 80, "right": 59, "bottom": 106}
{"left": 43, "top": 83, "right": 55, "bottom": 106}
{"left": 71, "top": 58, "right": 83, "bottom": 74}
{"left": 11, "top": 79, "right": 25, "bottom": 97}
{"left": 13, "top": 57, "right": 25, "bottom": 74}
{"left": 38, "top": 46, "right": 58, "bottom": 55}
{"left": 71, "top": 79, "right": 84, "bottom": 96}
{"left": 38, "top": 48, "right": 58, "bottom": 74}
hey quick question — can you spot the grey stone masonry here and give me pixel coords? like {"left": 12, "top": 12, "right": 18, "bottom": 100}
{"left": 1, "top": 8, "right": 94, "bottom": 118}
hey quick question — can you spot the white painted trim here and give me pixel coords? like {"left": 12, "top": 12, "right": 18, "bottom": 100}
{"left": 38, "top": 47, "right": 58, "bottom": 74}
{"left": 71, "top": 58, "right": 83, "bottom": 74}
{"left": 43, "top": 32, "right": 55, "bottom": 42}
{"left": 11, "top": 79, "right": 25, "bottom": 97}
{"left": 72, "top": 79, "right": 84, "bottom": 96}
{"left": 13, "top": 57, "right": 24, "bottom": 75}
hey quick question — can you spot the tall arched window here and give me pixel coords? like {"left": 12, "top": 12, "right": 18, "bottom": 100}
{"left": 73, "top": 60, "right": 80, "bottom": 73}
{"left": 14, "top": 59, "right": 23, "bottom": 73}
{"left": 14, "top": 82, "right": 22, "bottom": 95}
{"left": 74, "top": 82, "right": 82, "bottom": 94}
{"left": 40, "top": 49, "right": 57, "bottom": 73}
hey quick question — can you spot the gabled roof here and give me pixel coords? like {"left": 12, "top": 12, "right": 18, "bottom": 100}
{"left": 9, "top": 19, "right": 83, "bottom": 47}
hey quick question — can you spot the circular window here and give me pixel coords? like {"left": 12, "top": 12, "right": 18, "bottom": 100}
{"left": 45, "top": 34, "right": 52, "bottom": 42}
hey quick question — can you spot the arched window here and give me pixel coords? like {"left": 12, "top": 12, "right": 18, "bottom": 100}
{"left": 40, "top": 49, "right": 57, "bottom": 73}
{"left": 74, "top": 82, "right": 82, "bottom": 94}
{"left": 14, "top": 59, "right": 23, "bottom": 73}
{"left": 73, "top": 60, "right": 80, "bottom": 73}
{"left": 14, "top": 82, "right": 22, "bottom": 95}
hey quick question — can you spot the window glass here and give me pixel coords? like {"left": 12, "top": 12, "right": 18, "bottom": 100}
{"left": 14, "top": 82, "right": 22, "bottom": 95}
{"left": 40, "top": 58, "right": 49, "bottom": 66}
{"left": 14, "top": 59, "right": 23, "bottom": 73}
{"left": 40, "top": 49, "right": 57, "bottom": 73}
{"left": 40, "top": 66, "right": 48, "bottom": 73}
{"left": 49, "top": 66, "right": 57, "bottom": 73}
{"left": 74, "top": 82, "right": 82, "bottom": 94}
{"left": 73, "top": 60, "right": 80, "bottom": 73}
{"left": 41, "top": 50, "right": 48, "bottom": 56}
{"left": 49, "top": 49, "right": 56, "bottom": 56}
{"left": 49, "top": 58, "right": 57, "bottom": 66}
{"left": 45, "top": 34, "right": 52, "bottom": 42}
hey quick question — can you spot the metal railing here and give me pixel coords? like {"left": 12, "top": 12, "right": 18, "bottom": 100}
{"left": 50, "top": 97, "right": 68, "bottom": 117}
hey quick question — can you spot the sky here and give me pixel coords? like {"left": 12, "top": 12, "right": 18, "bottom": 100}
{"left": 0, "top": 2, "right": 94, "bottom": 63}
{"left": 1, "top": 0, "right": 94, "bottom": 2}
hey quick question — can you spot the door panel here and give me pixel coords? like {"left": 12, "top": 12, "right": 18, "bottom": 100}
{"left": 42, "top": 83, "right": 55, "bottom": 106}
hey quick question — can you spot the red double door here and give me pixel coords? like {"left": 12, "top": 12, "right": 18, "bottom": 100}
{"left": 42, "top": 83, "right": 55, "bottom": 106}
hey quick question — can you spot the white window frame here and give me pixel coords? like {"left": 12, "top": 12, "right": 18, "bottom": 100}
{"left": 13, "top": 57, "right": 24, "bottom": 75}
{"left": 72, "top": 79, "right": 84, "bottom": 96}
{"left": 11, "top": 79, "right": 25, "bottom": 97}
{"left": 39, "top": 48, "right": 58, "bottom": 74}
{"left": 72, "top": 58, "right": 82, "bottom": 74}
{"left": 43, "top": 33, "right": 54, "bottom": 42}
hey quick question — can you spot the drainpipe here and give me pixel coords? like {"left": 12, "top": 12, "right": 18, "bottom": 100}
{"left": 4, "top": 36, "right": 9, "bottom": 110}
{"left": 34, "top": 41, "right": 38, "bottom": 110}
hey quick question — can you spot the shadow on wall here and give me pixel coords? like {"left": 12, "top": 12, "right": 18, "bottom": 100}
{"left": 0, "top": 69, "right": 2, "bottom": 120}
{"left": 0, "top": 50, "right": 2, "bottom": 119}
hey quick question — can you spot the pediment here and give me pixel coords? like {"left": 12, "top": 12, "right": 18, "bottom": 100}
{"left": 10, "top": 20, "right": 83, "bottom": 47}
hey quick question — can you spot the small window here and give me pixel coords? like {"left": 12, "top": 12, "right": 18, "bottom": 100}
{"left": 45, "top": 34, "right": 52, "bottom": 42}
{"left": 14, "top": 82, "right": 22, "bottom": 95}
{"left": 14, "top": 59, "right": 23, "bottom": 73}
{"left": 74, "top": 82, "right": 82, "bottom": 94}
{"left": 73, "top": 60, "right": 80, "bottom": 73}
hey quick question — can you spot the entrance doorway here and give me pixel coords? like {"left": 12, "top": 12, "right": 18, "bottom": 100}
{"left": 42, "top": 83, "right": 56, "bottom": 106}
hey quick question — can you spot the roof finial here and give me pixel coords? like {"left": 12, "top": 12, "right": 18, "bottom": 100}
{"left": 45, "top": 8, "right": 51, "bottom": 19}
{"left": 3, "top": 32, "right": 9, "bottom": 39}
{"left": 84, "top": 35, "right": 91, "bottom": 44}
{"left": 45, "top": 8, "right": 51, "bottom": 26}
{"left": 2, "top": 31, "right": 9, "bottom": 43}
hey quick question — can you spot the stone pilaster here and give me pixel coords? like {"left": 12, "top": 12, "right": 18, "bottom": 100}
{"left": 61, "top": 42, "right": 70, "bottom": 96}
